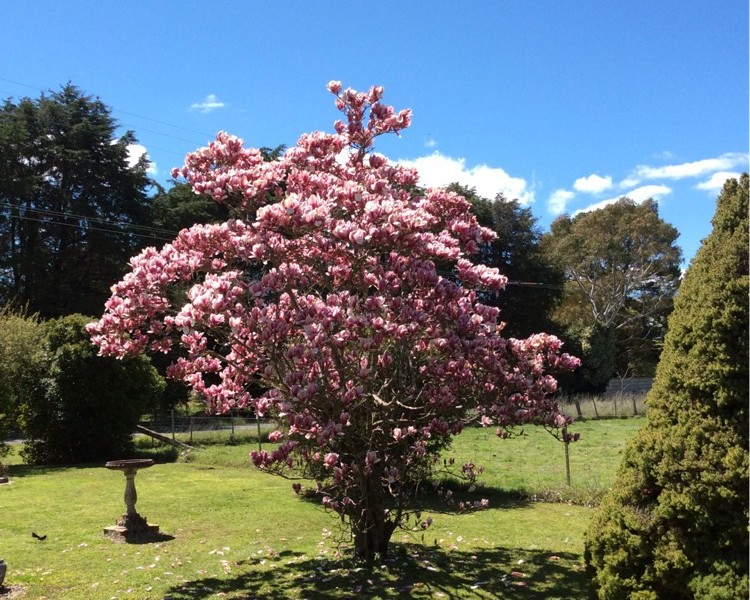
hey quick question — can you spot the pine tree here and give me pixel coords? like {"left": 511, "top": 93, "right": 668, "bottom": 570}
{"left": 584, "top": 174, "right": 749, "bottom": 599}
{"left": 0, "top": 84, "right": 151, "bottom": 317}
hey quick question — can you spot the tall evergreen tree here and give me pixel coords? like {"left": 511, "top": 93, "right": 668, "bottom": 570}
{"left": 0, "top": 84, "right": 152, "bottom": 317}
{"left": 447, "top": 184, "right": 564, "bottom": 338}
{"left": 584, "top": 175, "right": 749, "bottom": 599}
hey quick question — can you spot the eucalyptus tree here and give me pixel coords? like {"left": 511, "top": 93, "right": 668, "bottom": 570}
{"left": 542, "top": 198, "right": 681, "bottom": 389}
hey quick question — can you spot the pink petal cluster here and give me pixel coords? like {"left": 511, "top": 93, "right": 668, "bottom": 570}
{"left": 88, "top": 82, "right": 579, "bottom": 545}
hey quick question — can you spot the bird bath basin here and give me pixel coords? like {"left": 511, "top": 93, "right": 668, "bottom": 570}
{"left": 104, "top": 459, "right": 160, "bottom": 541}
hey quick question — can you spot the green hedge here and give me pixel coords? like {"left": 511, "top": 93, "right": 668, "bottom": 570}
{"left": 20, "top": 314, "right": 165, "bottom": 465}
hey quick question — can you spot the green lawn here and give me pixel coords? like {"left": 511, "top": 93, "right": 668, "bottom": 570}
{"left": 0, "top": 418, "right": 643, "bottom": 599}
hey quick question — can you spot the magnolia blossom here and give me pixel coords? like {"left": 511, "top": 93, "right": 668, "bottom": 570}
{"left": 88, "top": 82, "right": 579, "bottom": 561}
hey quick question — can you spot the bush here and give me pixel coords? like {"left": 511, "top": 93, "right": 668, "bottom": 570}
{"left": 21, "top": 314, "right": 165, "bottom": 465}
{"left": 556, "top": 323, "right": 616, "bottom": 395}
{"left": 584, "top": 175, "right": 749, "bottom": 598}
{"left": 0, "top": 305, "right": 46, "bottom": 460}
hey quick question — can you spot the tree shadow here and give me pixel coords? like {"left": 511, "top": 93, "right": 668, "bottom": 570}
{"left": 5, "top": 447, "right": 178, "bottom": 479}
{"left": 5, "top": 463, "right": 92, "bottom": 478}
{"left": 297, "top": 480, "right": 531, "bottom": 515}
{"left": 414, "top": 479, "right": 532, "bottom": 513}
{"left": 162, "top": 543, "right": 593, "bottom": 599}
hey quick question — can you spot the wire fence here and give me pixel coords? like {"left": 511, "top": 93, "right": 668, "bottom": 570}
{"left": 559, "top": 391, "right": 648, "bottom": 420}
{"left": 137, "top": 413, "right": 273, "bottom": 445}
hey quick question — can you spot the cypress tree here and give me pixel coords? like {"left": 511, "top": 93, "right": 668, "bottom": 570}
{"left": 584, "top": 174, "right": 749, "bottom": 599}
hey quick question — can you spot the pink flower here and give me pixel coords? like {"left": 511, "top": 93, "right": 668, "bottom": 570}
{"left": 349, "top": 229, "right": 366, "bottom": 245}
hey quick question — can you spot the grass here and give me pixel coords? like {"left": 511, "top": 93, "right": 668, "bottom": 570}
{"left": 442, "top": 418, "right": 644, "bottom": 505}
{"left": 0, "top": 418, "right": 644, "bottom": 599}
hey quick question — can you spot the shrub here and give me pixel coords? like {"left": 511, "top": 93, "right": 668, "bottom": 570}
{"left": 584, "top": 175, "right": 749, "bottom": 598}
{"left": 556, "top": 323, "right": 616, "bottom": 395}
{"left": 0, "top": 305, "right": 46, "bottom": 460}
{"left": 21, "top": 314, "right": 165, "bottom": 465}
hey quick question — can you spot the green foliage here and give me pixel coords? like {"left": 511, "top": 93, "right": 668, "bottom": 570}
{"left": 585, "top": 175, "right": 749, "bottom": 598}
{"left": 449, "top": 184, "right": 564, "bottom": 338}
{"left": 149, "top": 181, "right": 230, "bottom": 233}
{"left": 556, "top": 323, "right": 616, "bottom": 394}
{"left": 20, "top": 314, "right": 165, "bottom": 465}
{"left": 0, "top": 84, "right": 152, "bottom": 318}
{"left": 543, "top": 198, "right": 681, "bottom": 382}
{"left": 0, "top": 304, "right": 46, "bottom": 458}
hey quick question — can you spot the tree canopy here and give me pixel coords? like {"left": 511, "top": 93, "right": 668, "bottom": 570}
{"left": 585, "top": 174, "right": 749, "bottom": 598}
{"left": 21, "top": 313, "right": 164, "bottom": 465}
{"left": 0, "top": 304, "right": 45, "bottom": 462}
{"left": 89, "top": 82, "right": 579, "bottom": 561}
{"left": 450, "top": 184, "right": 564, "bottom": 339}
{"left": 0, "top": 84, "right": 152, "bottom": 317}
{"left": 542, "top": 198, "right": 681, "bottom": 389}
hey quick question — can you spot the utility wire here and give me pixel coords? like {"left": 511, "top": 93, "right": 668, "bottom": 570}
{"left": 0, "top": 200, "right": 180, "bottom": 238}
{"left": 506, "top": 280, "right": 565, "bottom": 290}
{"left": 0, "top": 76, "right": 215, "bottom": 147}
{"left": 1, "top": 76, "right": 568, "bottom": 288}
{"left": 3, "top": 205, "right": 570, "bottom": 287}
{"left": 3, "top": 211, "right": 177, "bottom": 244}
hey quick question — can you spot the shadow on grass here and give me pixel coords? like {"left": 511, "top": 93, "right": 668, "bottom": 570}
{"left": 6, "top": 462, "right": 95, "bottom": 478}
{"left": 116, "top": 532, "right": 177, "bottom": 545}
{"left": 415, "top": 479, "right": 532, "bottom": 513}
{"left": 5, "top": 446, "right": 179, "bottom": 478}
{"left": 163, "top": 543, "right": 593, "bottom": 599}
{"left": 298, "top": 480, "right": 532, "bottom": 516}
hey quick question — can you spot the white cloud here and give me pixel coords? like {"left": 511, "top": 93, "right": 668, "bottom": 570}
{"left": 618, "top": 176, "right": 641, "bottom": 189}
{"left": 424, "top": 137, "right": 437, "bottom": 148}
{"left": 621, "top": 184, "right": 673, "bottom": 203}
{"left": 190, "top": 93, "right": 225, "bottom": 113}
{"left": 573, "top": 185, "right": 672, "bottom": 216}
{"left": 398, "top": 151, "right": 533, "bottom": 205}
{"left": 547, "top": 189, "right": 575, "bottom": 216}
{"left": 126, "top": 143, "right": 157, "bottom": 175}
{"left": 652, "top": 150, "right": 676, "bottom": 161}
{"left": 634, "top": 152, "right": 747, "bottom": 180}
{"left": 695, "top": 171, "right": 741, "bottom": 192}
{"left": 573, "top": 173, "right": 613, "bottom": 194}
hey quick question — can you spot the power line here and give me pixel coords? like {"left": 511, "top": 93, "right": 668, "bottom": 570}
{"left": 3, "top": 211, "right": 176, "bottom": 244}
{"left": 1, "top": 76, "right": 568, "bottom": 288}
{"left": 505, "top": 280, "right": 565, "bottom": 290}
{"left": 0, "top": 76, "right": 215, "bottom": 147}
{"left": 0, "top": 200, "right": 179, "bottom": 238}
{"left": 2, "top": 205, "right": 569, "bottom": 288}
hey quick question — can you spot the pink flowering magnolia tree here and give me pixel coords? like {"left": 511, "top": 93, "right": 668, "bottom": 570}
{"left": 88, "top": 82, "right": 579, "bottom": 561}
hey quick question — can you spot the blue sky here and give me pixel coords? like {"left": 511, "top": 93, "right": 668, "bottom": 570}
{"left": 2, "top": 1, "right": 747, "bottom": 266}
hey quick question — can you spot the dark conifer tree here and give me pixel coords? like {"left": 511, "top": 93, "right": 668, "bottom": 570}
{"left": 0, "top": 84, "right": 152, "bottom": 317}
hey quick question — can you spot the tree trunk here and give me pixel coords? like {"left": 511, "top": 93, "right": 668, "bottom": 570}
{"left": 353, "top": 518, "right": 396, "bottom": 563}
{"left": 352, "top": 471, "right": 397, "bottom": 563}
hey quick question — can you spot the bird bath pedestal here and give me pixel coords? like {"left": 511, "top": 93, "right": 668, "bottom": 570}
{"left": 104, "top": 459, "right": 160, "bottom": 541}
